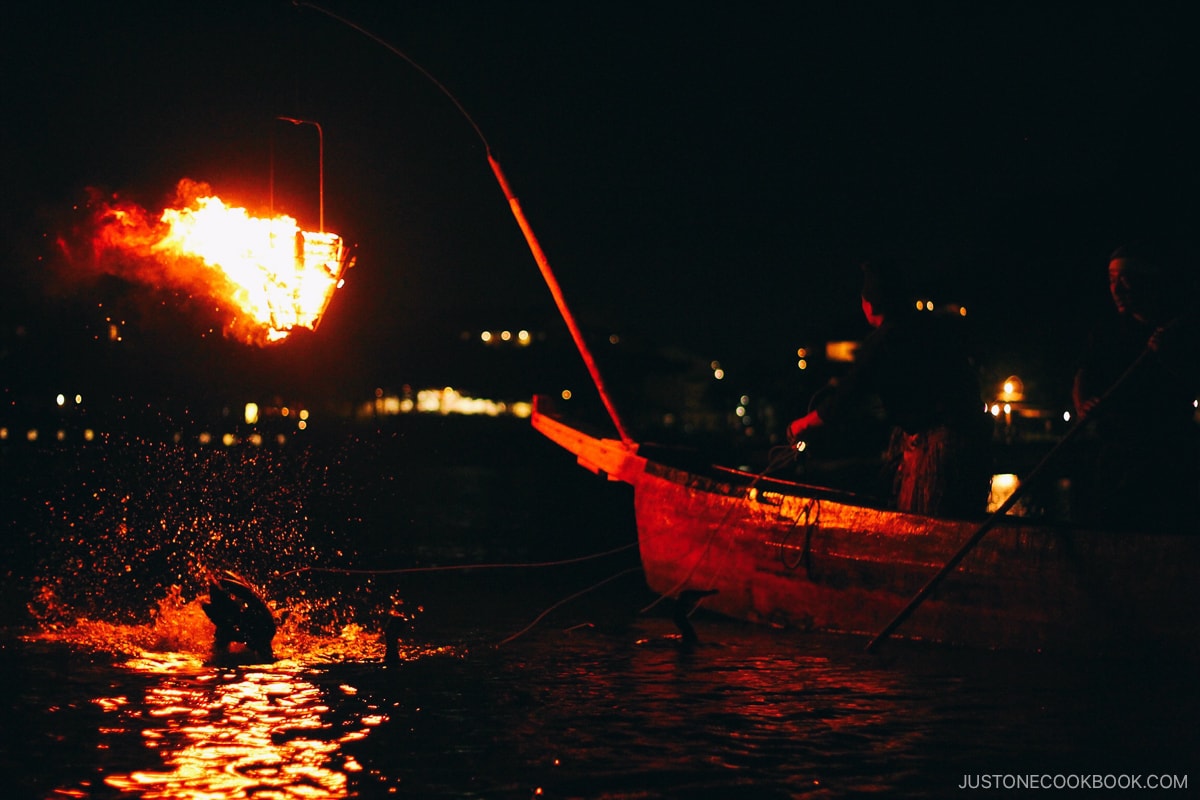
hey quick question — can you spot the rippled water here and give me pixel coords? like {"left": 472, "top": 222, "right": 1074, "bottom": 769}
{"left": 2, "top": 417, "right": 1196, "bottom": 798}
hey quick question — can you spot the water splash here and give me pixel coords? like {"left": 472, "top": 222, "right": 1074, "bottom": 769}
{"left": 23, "top": 583, "right": 428, "bottom": 666}
{"left": 9, "top": 428, "right": 416, "bottom": 663}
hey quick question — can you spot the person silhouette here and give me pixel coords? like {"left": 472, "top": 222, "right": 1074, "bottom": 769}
{"left": 787, "top": 259, "right": 991, "bottom": 517}
{"left": 1071, "top": 242, "right": 1200, "bottom": 530}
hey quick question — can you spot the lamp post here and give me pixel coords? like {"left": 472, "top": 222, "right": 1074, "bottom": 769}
{"left": 276, "top": 116, "right": 324, "bottom": 232}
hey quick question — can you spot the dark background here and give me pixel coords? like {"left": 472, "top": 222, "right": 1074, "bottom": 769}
{"left": 2, "top": 1, "right": 1196, "bottom": 418}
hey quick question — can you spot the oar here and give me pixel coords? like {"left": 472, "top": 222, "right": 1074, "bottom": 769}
{"left": 864, "top": 344, "right": 1153, "bottom": 652}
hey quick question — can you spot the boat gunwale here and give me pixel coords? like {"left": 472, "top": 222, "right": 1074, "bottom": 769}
{"left": 639, "top": 448, "right": 1124, "bottom": 538}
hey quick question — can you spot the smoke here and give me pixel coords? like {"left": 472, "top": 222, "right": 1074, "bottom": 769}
{"left": 47, "top": 180, "right": 281, "bottom": 346}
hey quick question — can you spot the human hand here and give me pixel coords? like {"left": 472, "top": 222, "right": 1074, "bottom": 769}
{"left": 1149, "top": 326, "right": 1166, "bottom": 352}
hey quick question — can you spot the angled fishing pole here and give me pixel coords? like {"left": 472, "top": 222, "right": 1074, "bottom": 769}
{"left": 865, "top": 344, "right": 1155, "bottom": 653}
{"left": 293, "top": 1, "right": 634, "bottom": 447}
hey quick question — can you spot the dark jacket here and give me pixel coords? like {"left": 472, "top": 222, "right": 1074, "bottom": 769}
{"left": 817, "top": 310, "right": 983, "bottom": 435}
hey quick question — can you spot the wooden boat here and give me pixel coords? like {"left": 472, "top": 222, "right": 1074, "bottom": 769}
{"left": 458, "top": 122, "right": 1196, "bottom": 656}
{"left": 531, "top": 397, "right": 1199, "bottom": 656}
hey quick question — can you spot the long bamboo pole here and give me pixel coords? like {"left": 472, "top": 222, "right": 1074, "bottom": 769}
{"left": 487, "top": 154, "right": 634, "bottom": 445}
{"left": 295, "top": 2, "right": 635, "bottom": 445}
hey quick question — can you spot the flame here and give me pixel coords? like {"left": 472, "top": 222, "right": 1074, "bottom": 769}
{"left": 89, "top": 179, "right": 354, "bottom": 344}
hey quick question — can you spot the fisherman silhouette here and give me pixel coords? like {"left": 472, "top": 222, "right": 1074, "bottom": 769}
{"left": 1071, "top": 242, "right": 1200, "bottom": 529}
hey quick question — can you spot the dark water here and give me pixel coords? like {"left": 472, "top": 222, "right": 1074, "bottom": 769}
{"left": 2, "top": 416, "right": 1196, "bottom": 798}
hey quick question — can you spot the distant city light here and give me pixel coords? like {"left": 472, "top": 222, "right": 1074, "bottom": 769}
{"left": 999, "top": 376, "right": 1025, "bottom": 403}
{"left": 826, "top": 341, "right": 858, "bottom": 362}
{"left": 479, "top": 328, "right": 535, "bottom": 347}
{"left": 360, "top": 387, "right": 532, "bottom": 417}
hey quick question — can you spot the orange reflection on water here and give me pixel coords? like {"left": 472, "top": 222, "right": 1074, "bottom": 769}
{"left": 100, "top": 660, "right": 375, "bottom": 799}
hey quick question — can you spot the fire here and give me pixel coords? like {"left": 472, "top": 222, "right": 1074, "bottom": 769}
{"left": 88, "top": 179, "right": 354, "bottom": 344}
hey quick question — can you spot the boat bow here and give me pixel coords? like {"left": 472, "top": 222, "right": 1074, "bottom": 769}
{"left": 531, "top": 396, "right": 646, "bottom": 484}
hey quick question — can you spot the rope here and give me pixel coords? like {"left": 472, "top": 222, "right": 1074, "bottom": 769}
{"left": 293, "top": 2, "right": 491, "bottom": 152}
{"left": 498, "top": 566, "right": 644, "bottom": 646}
{"left": 277, "top": 543, "right": 637, "bottom": 579}
{"left": 276, "top": 544, "right": 643, "bottom": 647}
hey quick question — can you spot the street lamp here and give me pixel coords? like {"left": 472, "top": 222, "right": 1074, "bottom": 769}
{"left": 276, "top": 116, "right": 324, "bottom": 232}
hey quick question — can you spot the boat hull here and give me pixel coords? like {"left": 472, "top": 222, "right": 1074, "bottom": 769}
{"left": 636, "top": 460, "right": 1198, "bottom": 654}
{"left": 533, "top": 401, "right": 1199, "bottom": 655}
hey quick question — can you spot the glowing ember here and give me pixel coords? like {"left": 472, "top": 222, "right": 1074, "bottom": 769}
{"left": 89, "top": 179, "right": 354, "bottom": 344}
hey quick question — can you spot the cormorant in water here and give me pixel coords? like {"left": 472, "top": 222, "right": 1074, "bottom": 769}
{"left": 672, "top": 589, "right": 718, "bottom": 645}
{"left": 201, "top": 570, "right": 279, "bottom": 662}
{"left": 383, "top": 614, "right": 411, "bottom": 666}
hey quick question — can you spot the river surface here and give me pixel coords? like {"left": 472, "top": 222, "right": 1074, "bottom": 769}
{"left": 1, "top": 415, "right": 1195, "bottom": 798}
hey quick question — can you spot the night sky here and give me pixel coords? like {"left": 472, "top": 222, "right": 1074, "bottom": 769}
{"left": 2, "top": 2, "right": 1197, "bottom": 409}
